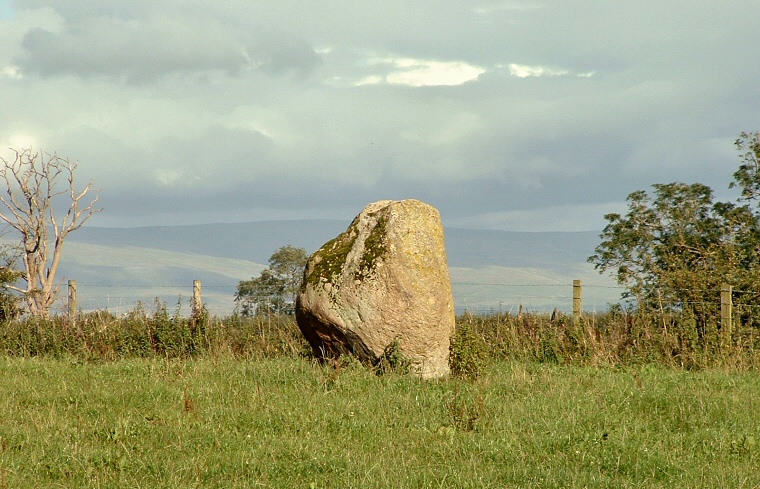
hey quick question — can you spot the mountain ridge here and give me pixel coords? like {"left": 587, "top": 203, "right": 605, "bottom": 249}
{"left": 73, "top": 220, "right": 603, "bottom": 269}
{"left": 52, "top": 220, "right": 617, "bottom": 314}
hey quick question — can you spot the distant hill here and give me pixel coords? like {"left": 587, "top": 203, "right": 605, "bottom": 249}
{"left": 71, "top": 221, "right": 602, "bottom": 268}
{"left": 70, "top": 220, "right": 350, "bottom": 265}
{"left": 51, "top": 221, "right": 619, "bottom": 315}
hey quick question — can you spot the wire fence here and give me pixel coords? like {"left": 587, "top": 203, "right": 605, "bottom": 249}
{"left": 56, "top": 279, "right": 760, "bottom": 326}
{"left": 57, "top": 279, "right": 630, "bottom": 317}
{"left": 61, "top": 282, "right": 239, "bottom": 317}
{"left": 451, "top": 282, "right": 626, "bottom": 315}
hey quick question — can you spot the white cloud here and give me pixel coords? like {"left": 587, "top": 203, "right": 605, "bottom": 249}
{"left": 154, "top": 168, "right": 202, "bottom": 188}
{"left": 0, "top": 134, "right": 39, "bottom": 161}
{"left": 3, "top": 133, "right": 37, "bottom": 149}
{"left": 355, "top": 75, "right": 383, "bottom": 86}
{"left": 155, "top": 168, "right": 183, "bottom": 188}
{"left": 1, "top": 65, "right": 21, "bottom": 79}
{"left": 357, "top": 56, "right": 485, "bottom": 87}
{"left": 508, "top": 63, "right": 568, "bottom": 78}
{"left": 504, "top": 63, "right": 596, "bottom": 79}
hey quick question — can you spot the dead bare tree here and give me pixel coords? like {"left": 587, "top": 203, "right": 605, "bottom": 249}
{"left": 0, "top": 149, "right": 101, "bottom": 317}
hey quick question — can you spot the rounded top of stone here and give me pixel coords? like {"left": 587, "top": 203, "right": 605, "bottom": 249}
{"left": 363, "top": 199, "right": 431, "bottom": 213}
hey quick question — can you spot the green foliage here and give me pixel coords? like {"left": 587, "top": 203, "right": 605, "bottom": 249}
{"left": 449, "top": 320, "right": 488, "bottom": 380}
{"left": 268, "top": 244, "right": 310, "bottom": 299}
{"left": 235, "top": 269, "right": 286, "bottom": 316}
{"left": 147, "top": 299, "right": 207, "bottom": 358}
{"left": 235, "top": 245, "right": 308, "bottom": 316}
{"left": 589, "top": 131, "right": 760, "bottom": 332}
{"left": 0, "top": 281, "right": 20, "bottom": 323}
{"left": 730, "top": 131, "right": 760, "bottom": 203}
{"left": 0, "top": 242, "right": 22, "bottom": 323}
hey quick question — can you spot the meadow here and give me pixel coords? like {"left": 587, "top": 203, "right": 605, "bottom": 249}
{"left": 0, "top": 307, "right": 758, "bottom": 487}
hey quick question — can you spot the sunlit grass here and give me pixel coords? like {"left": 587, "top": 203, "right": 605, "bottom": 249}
{"left": 0, "top": 357, "right": 757, "bottom": 488}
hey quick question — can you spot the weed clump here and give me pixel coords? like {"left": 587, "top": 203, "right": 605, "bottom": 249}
{"left": 376, "top": 337, "right": 411, "bottom": 375}
{"left": 445, "top": 384, "right": 485, "bottom": 432}
{"left": 449, "top": 321, "right": 488, "bottom": 380}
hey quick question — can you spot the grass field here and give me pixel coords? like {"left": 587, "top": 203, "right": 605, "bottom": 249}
{"left": 1, "top": 356, "right": 758, "bottom": 488}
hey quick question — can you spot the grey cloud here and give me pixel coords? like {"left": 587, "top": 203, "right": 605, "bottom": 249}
{"left": 12, "top": 4, "right": 322, "bottom": 82}
{"left": 154, "top": 126, "right": 276, "bottom": 187}
{"left": 250, "top": 31, "right": 321, "bottom": 78}
{"left": 13, "top": 0, "right": 151, "bottom": 20}
{"left": 16, "top": 17, "right": 249, "bottom": 81}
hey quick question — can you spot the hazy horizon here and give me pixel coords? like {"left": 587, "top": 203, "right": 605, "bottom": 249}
{"left": 56, "top": 220, "right": 619, "bottom": 315}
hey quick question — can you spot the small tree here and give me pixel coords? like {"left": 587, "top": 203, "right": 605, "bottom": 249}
{"left": 589, "top": 184, "right": 758, "bottom": 310}
{"left": 0, "top": 241, "right": 22, "bottom": 322}
{"left": 235, "top": 245, "right": 308, "bottom": 316}
{"left": 589, "top": 132, "right": 760, "bottom": 328}
{"left": 0, "top": 149, "right": 101, "bottom": 317}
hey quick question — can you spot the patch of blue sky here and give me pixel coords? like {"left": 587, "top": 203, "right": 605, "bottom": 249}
{"left": 0, "top": 0, "right": 14, "bottom": 20}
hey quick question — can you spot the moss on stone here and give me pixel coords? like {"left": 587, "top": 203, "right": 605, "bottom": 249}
{"left": 355, "top": 213, "right": 388, "bottom": 281}
{"left": 307, "top": 227, "right": 357, "bottom": 286}
{"left": 305, "top": 208, "right": 390, "bottom": 286}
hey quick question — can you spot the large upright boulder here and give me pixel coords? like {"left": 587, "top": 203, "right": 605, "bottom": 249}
{"left": 295, "top": 199, "right": 455, "bottom": 378}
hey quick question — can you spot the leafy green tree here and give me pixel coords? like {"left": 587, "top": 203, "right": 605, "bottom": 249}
{"left": 235, "top": 245, "right": 308, "bottom": 316}
{"left": 0, "top": 251, "right": 22, "bottom": 322}
{"left": 267, "top": 245, "right": 310, "bottom": 302}
{"left": 730, "top": 131, "right": 760, "bottom": 204}
{"left": 0, "top": 230, "right": 23, "bottom": 322}
{"left": 589, "top": 132, "right": 760, "bottom": 326}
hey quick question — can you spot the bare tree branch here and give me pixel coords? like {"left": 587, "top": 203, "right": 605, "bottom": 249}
{"left": 0, "top": 148, "right": 101, "bottom": 317}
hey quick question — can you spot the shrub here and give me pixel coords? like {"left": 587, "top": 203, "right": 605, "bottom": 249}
{"left": 148, "top": 299, "right": 207, "bottom": 357}
{"left": 449, "top": 321, "right": 488, "bottom": 380}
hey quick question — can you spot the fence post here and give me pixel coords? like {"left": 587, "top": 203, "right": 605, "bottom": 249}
{"left": 573, "top": 279, "right": 582, "bottom": 324}
{"left": 720, "top": 283, "right": 732, "bottom": 336}
{"left": 192, "top": 280, "right": 203, "bottom": 317}
{"left": 68, "top": 280, "right": 77, "bottom": 327}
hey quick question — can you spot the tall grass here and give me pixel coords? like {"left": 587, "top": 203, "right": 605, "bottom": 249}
{"left": 461, "top": 309, "right": 760, "bottom": 370}
{"left": 0, "top": 300, "right": 308, "bottom": 362}
{"left": 0, "top": 300, "right": 757, "bottom": 370}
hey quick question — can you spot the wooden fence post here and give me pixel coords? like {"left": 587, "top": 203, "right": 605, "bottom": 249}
{"left": 573, "top": 279, "right": 582, "bottom": 324}
{"left": 68, "top": 280, "right": 77, "bottom": 327}
{"left": 192, "top": 280, "right": 203, "bottom": 317}
{"left": 721, "top": 283, "right": 732, "bottom": 337}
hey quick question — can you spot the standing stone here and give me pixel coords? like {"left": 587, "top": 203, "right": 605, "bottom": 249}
{"left": 295, "top": 199, "right": 455, "bottom": 378}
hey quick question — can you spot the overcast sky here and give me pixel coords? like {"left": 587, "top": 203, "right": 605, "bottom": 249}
{"left": 1, "top": 1, "right": 758, "bottom": 231}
